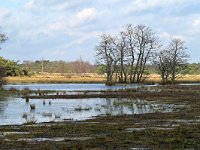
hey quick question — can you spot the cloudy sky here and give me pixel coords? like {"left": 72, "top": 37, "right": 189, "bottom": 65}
{"left": 0, "top": 0, "right": 200, "bottom": 63}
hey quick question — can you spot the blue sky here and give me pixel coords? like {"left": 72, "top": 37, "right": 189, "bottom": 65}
{"left": 0, "top": 0, "right": 200, "bottom": 63}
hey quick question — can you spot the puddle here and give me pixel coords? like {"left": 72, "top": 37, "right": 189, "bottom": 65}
{"left": 179, "top": 83, "right": 200, "bottom": 86}
{"left": 166, "top": 119, "right": 200, "bottom": 124}
{"left": 17, "top": 137, "right": 93, "bottom": 142}
{"left": 126, "top": 128, "right": 146, "bottom": 132}
{"left": 0, "top": 132, "right": 30, "bottom": 137}
{"left": 0, "top": 98, "right": 184, "bottom": 125}
{"left": 131, "top": 148, "right": 149, "bottom": 150}
{"left": 125, "top": 127, "right": 174, "bottom": 133}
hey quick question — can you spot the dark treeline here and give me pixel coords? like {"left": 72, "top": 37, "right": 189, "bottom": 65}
{"left": 21, "top": 58, "right": 95, "bottom": 74}
{"left": 96, "top": 24, "right": 192, "bottom": 84}
{"left": 0, "top": 55, "right": 199, "bottom": 81}
{"left": 0, "top": 57, "right": 28, "bottom": 76}
{"left": 180, "top": 63, "right": 200, "bottom": 74}
{"left": 2, "top": 57, "right": 200, "bottom": 77}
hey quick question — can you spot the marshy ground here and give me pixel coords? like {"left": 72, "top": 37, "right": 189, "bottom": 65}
{"left": 0, "top": 84, "right": 200, "bottom": 149}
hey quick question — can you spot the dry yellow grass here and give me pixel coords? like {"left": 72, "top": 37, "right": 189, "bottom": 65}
{"left": 145, "top": 74, "right": 161, "bottom": 82}
{"left": 146, "top": 74, "right": 200, "bottom": 82}
{"left": 4, "top": 73, "right": 200, "bottom": 84}
{"left": 5, "top": 73, "right": 106, "bottom": 83}
{"left": 177, "top": 74, "right": 200, "bottom": 82}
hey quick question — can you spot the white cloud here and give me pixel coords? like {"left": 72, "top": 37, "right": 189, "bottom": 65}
{"left": 23, "top": 0, "right": 85, "bottom": 12}
{"left": 158, "top": 32, "right": 171, "bottom": 40}
{"left": 122, "top": 0, "right": 186, "bottom": 14}
{"left": 69, "top": 8, "right": 96, "bottom": 27}
{"left": 46, "top": 8, "right": 97, "bottom": 33}
{"left": 48, "top": 21, "right": 66, "bottom": 32}
{"left": 192, "top": 18, "right": 200, "bottom": 28}
{"left": 53, "top": 1, "right": 83, "bottom": 11}
{"left": 1, "top": 0, "right": 200, "bottom": 62}
{"left": 24, "top": 0, "right": 35, "bottom": 10}
{"left": 76, "top": 8, "right": 96, "bottom": 20}
{"left": 0, "top": 7, "right": 10, "bottom": 20}
{"left": 159, "top": 32, "right": 185, "bottom": 42}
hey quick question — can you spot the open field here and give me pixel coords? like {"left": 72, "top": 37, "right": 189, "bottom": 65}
{"left": 5, "top": 73, "right": 106, "bottom": 83}
{"left": 4, "top": 73, "right": 200, "bottom": 83}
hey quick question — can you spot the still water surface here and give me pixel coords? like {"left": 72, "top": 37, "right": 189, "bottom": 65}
{"left": 1, "top": 83, "right": 179, "bottom": 125}
{"left": 0, "top": 97, "right": 178, "bottom": 125}
{"left": 4, "top": 83, "right": 156, "bottom": 91}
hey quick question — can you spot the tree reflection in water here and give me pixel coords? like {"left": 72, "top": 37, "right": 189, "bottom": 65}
{"left": 0, "top": 97, "right": 176, "bottom": 125}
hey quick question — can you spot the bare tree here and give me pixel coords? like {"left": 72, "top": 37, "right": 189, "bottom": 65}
{"left": 133, "top": 25, "right": 159, "bottom": 82}
{"left": 96, "top": 34, "right": 120, "bottom": 84}
{"left": 123, "top": 24, "right": 136, "bottom": 83}
{"left": 154, "top": 38, "right": 189, "bottom": 84}
{"left": 168, "top": 38, "right": 189, "bottom": 83}
{"left": 154, "top": 49, "right": 171, "bottom": 83}
{"left": 113, "top": 32, "right": 129, "bottom": 83}
{"left": 73, "top": 57, "right": 93, "bottom": 74}
{"left": 95, "top": 24, "right": 160, "bottom": 84}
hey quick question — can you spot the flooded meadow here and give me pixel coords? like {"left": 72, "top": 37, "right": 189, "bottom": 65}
{"left": 0, "top": 83, "right": 200, "bottom": 149}
{"left": 0, "top": 97, "right": 182, "bottom": 125}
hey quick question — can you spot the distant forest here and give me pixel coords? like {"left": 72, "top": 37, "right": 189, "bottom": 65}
{"left": 1, "top": 57, "right": 200, "bottom": 76}
{"left": 21, "top": 58, "right": 95, "bottom": 74}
